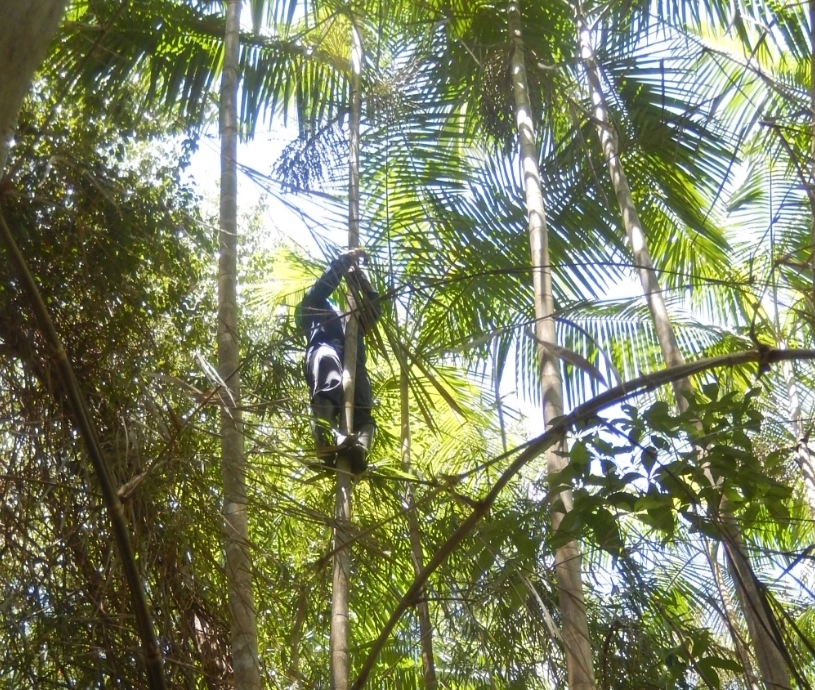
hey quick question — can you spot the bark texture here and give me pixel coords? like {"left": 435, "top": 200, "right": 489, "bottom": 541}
{"left": 578, "top": 19, "right": 791, "bottom": 690}
{"left": 330, "top": 21, "right": 364, "bottom": 690}
{"left": 218, "top": 1, "right": 262, "bottom": 687}
{"left": 509, "top": 4, "right": 597, "bottom": 689}
{"left": 400, "top": 369, "right": 438, "bottom": 689}
{"left": 0, "top": 0, "right": 68, "bottom": 172}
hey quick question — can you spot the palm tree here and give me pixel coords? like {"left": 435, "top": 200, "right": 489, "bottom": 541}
{"left": 218, "top": 1, "right": 262, "bottom": 687}
{"left": 32, "top": 1, "right": 815, "bottom": 687}
{"left": 509, "top": 2, "right": 596, "bottom": 688}
{"left": 575, "top": 10, "right": 791, "bottom": 688}
{"left": 330, "top": 14, "right": 363, "bottom": 689}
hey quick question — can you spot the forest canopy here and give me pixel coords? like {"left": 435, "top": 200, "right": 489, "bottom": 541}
{"left": 0, "top": 0, "right": 814, "bottom": 689}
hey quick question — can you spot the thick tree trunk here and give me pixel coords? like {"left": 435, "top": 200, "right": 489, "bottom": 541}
{"left": 578, "top": 19, "right": 791, "bottom": 690}
{"left": 330, "top": 20, "right": 364, "bottom": 690}
{"left": 509, "top": 4, "right": 597, "bottom": 689}
{"left": 0, "top": 0, "right": 68, "bottom": 172}
{"left": 218, "top": 2, "right": 262, "bottom": 688}
{"left": 400, "top": 368, "right": 438, "bottom": 689}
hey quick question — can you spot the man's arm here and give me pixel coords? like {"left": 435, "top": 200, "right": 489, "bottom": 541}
{"left": 296, "top": 250, "right": 367, "bottom": 330}
{"left": 300, "top": 250, "right": 367, "bottom": 308}
{"left": 347, "top": 265, "right": 381, "bottom": 332}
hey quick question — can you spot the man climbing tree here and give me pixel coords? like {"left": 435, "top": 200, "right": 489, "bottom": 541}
{"left": 297, "top": 248, "right": 380, "bottom": 474}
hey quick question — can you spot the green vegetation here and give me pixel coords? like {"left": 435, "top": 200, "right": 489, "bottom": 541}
{"left": 1, "top": 0, "right": 814, "bottom": 688}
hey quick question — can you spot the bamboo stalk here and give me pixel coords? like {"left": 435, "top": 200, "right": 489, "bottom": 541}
{"left": 0, "top": 211, "right": 167, "bottom": 690}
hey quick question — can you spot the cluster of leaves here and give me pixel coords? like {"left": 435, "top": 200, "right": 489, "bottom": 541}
{"left": 0, "top": 74, "right": 230, "bottom": 688}
{"left": 558, "top": 385, "right": 790, "bottom": 553}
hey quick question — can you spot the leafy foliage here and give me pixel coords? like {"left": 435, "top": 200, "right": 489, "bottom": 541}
{"left": 1, "top": 0, "right": 815, "bottom": 688}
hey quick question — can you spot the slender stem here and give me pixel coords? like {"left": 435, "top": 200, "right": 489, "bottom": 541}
{"left": 330, "top": 461, "right": 353, "bottom": 690}
{"left": 578, "top": 18, "right": 792, "bottom": 688}
{"left": 578, "top": 18, "right": 689, "bottom": 408}
{"left": 219, "top": 0, "right": 261, "bottom": 687}
{"left": 509, "top": 3, "right": 596, "bottom": 688}
{"left": 706, "top": 541, "right": 761, "bottom": 690}
{"left": 492, "top": 339, "right": 508, "bottom": 453}
{"left": 401, "top": 368, "right": 437, "bottom": 689}
{"left": 331, "top": 18, "right": 364, "bottom": 690}
{"left": 0, "top": 211, "right": 167, "bottom": 690}
{"left": 288, "top": 588, "right": 308, "bottom": 687}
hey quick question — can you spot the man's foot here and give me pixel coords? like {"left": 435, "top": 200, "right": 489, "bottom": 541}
{"left": 338, "top": 442, "right": 368, "bottom": 475}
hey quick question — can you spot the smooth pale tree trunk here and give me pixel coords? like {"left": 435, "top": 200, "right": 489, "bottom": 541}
{"left": 578, "top": 18, "right": 792, "bottom": 690}
{"left": 218, "top": 2, "right": 262, "bottom": 688}
{"left": 509, "top": 4, "right": 597, "bottom": 689}
{"left": 0, "top": 0, "right": 68, "bottom": 172}
{"left": 576, "top": 20, "right": 690, "bottom": 407}
{"left": 330, "top": 20, "right": 363, "bottom": 690}
{"left": 400, "top": 368, "right": 438, "bottom": 689}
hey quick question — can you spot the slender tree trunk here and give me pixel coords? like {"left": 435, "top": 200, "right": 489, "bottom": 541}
{"left": 400, "top": 368, "right": 438, "bottom": 689}
{"left": 707, "top": 542, "right": 761, "bottom": 690}
{"left": 492, "top": 339, "right": 508, "bottom": 452}
{"left": 218, "top": 2, "right": 261, "bottom": 688}
{"left": 0, "top": 0, "right": 68, "bottom": 172}
{"left": 288, "top": 587, "right": 308, "bottom": 687}
{"left": 576, "top": 20, "right": 689, "bottom": 407}
{"left": 330, "top": 19, "right": 364, "bottom": 690}
{"left": 509, "top": 4, "right": 596, "bottom": 689}
{"left": 578, "top": 18, "right": 791, "bottom": 690}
